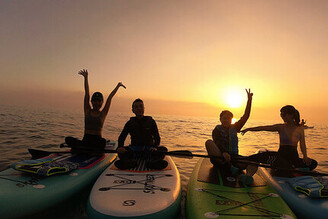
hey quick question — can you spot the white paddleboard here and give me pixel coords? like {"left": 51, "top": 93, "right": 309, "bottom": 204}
{"left": 87, "top": 156, "right": 181, "bottom": 218}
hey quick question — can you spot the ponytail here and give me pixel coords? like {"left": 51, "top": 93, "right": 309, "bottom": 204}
{"left": 294, "top": 109, "right": 301, "bottom": 126}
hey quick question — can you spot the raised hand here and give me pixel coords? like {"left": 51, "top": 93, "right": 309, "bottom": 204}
{"left": 246, "top": 88, "right": 253, "bottom": 99}
{"left": 117, "top": 82, "right": 126, "bottom": 89}
{"left": 240, "top": 129, "right": 248, "bottom": 135}
{"left": 78, "top": 69, "right": 88, "bottom": 78}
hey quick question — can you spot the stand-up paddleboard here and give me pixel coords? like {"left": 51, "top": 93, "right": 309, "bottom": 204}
{"left": 186, "top": 158, "right": 295, "bottom": 219}
{"left": 0, "top": 140, "right": 117, "bottom": 219}
{"left": 87, "top": 156, "right": 182, "bottom": 218}
{"left": 259, "top": 166, "right": 328, "bottom": 218}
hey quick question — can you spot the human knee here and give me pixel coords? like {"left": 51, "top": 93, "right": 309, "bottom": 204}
{"left": 117, "top": 147, "right": 133, "bottom": 160}
{"left": 205, "top": 139, "right": 216, "bottom": 151}
{"left": 65, "top": 136, "right": 81, "bottom": 148}
{"left": 152, "top": 146, "right": 167, "bottom": 160}
{"left": 65, "top": 136, "right": 75, "bottom": 144}
{"left": 309, "top": 159, "right": 318, "bottom": 170}
{"left": 205, "top": 139, "right": 213, "bottom": 147}
{"left": 157, "top": 146, "right": 168, "bottom": 152}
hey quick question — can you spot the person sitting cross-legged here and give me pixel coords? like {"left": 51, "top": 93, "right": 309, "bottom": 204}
{"left": 115, "top": 98, "right": 168, "bottom": 170}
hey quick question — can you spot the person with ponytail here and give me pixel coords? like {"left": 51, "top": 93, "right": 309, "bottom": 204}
{"left": 241, "top": 105, "right": 317, "bottom": 170}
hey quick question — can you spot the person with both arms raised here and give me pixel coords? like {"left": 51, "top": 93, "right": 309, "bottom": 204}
{"left": 65, "top": 69, "right": 126, "bottom": 151}
{"left": 116, "top": 98, "right": 168, "bottom": 170}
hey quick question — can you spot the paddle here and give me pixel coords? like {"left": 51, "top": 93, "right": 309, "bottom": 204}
{"left": 178, "top": 152, "right": 328, "bottom": 177}
{"left": 172, "top": 151, "right": 328, "bottom": 176}
{"left": 28, "top": 148, "right": 328, "bottom": 176}
{"left": 159, "top": 151, "right": 328, "bottom": 177}
{"left": 59, "top": 142, "right": 203, "bottom": 159}
{"left": 28, "top": 148, "right": 195, "bottom": 160}
{"left": 233, "top": 159, "right": 328, "bottom": 177}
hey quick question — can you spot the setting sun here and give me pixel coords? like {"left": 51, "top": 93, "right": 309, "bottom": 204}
{"left": 225, "top": 90, "right": 244, "bottom": 108}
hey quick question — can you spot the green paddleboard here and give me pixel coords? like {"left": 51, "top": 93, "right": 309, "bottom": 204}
{"left": 186, "top": 158, "right": 296, "bottom": 219}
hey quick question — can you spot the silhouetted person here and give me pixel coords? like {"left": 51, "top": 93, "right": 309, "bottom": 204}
{"left": 205, "top": 89, "right": 256, "bottom": 185}
{"left": 115, "top": 98, "right": 168, "bottom": 170}
{"left": 65, "top": 69, "right": 125, "bottom": 150}
{"left": 241, "top": 105, "right": 317, "bottom": 171}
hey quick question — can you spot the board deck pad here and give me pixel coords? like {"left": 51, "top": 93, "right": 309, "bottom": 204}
{"left": 197, "top": 158, "right": 266, "bottom": 187}
{"left": 111, "top": 157, "right": 171, "bottom": 172}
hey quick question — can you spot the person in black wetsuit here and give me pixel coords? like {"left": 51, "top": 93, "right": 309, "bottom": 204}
{"left": 65, "top": 69, "right": 126, "bottom": 150}
{"left": 205, "top": 89, "right": 257, "bottom": 185}
{"left": 241, "top": 105, "right": 317, "bottom": 171}
{"left": 115, "top": 98, "right": 168, "bottom": 170}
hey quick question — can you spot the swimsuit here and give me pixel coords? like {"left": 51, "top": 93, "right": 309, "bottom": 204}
{"left": 65, "top": 112, "right": 105, "bottom": 150}
{"left": 85, "top": 113, "right": 103, "bottom": 132}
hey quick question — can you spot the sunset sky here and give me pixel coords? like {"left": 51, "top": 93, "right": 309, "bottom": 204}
{"left": 1, "top": 0, "right": 328, "bottom": 122}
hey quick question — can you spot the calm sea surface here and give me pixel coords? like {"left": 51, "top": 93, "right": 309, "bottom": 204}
{"left": 1, "top": 105, "right": 328, "bottom": 218}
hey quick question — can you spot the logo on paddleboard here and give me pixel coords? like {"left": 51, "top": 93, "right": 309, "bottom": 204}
{"left": 104, "top": 173, "right": 170, "bottom": 194}
{"left": 16, "top": 177, "right": 41, "bottom": 188}
{"left": 123, "top": 200, "right": 136, "bottom": 206}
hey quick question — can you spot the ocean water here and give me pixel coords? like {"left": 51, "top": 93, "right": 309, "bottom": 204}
{"left": 1, "top": 105, "right": 328, "bottom": 218}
